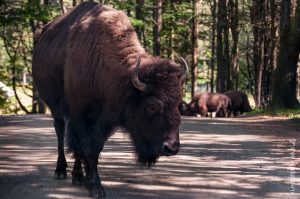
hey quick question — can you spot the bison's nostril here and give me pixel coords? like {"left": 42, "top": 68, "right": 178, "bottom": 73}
{"left": 162, "top": 142, "right": 180, "bottom": 156}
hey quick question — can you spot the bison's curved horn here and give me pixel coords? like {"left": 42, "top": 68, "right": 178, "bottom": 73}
{"left": 179, "top": 57, "right": 189, "bottom": 83}
{"left": 132, "top": 55, "right": 149, "bottom": 93}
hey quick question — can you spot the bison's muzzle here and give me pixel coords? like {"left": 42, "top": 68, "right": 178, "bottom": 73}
{"left": 161, "top": 131, "right": 180, "bottom": 156}
{"left": 162, "top": 140, "right": 180, "bottom": 156}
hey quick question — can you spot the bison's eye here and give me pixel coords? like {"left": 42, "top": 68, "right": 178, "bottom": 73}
{"left": 147, "top": 104, "right": 161, "bottom": 114}
{"left": 145, "top": 97, "right": 163, "bottom": 116}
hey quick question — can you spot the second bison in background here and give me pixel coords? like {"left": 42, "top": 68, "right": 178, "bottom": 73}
{"left": 188, "top": 92, "right": 231, "bottom": 117}
{"left": 224, "top": 90, "right": 252, "bottom": 116}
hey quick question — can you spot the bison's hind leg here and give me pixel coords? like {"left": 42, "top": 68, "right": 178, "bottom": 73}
{"left": 53, "top": 117, "right": 67, "bottom": 179}
{"left": 68, "top": 141, "right": 84, "bottom": 187}
{"left": 65, "top": 119, "right": 85, "bottom": 185}
{"left": 50, "top": 100, "right": 69, "bottom": 179}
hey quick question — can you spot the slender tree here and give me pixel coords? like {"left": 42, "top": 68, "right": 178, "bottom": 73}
{"left": 210, "top": 0, "right": 217, "bottom": 92}
{"left": 216, "top": 0, "right": 229, "bottom": 92}
{"left": 136, "top": 0, "right": 145, "bottom": 44}
{"left": 228, "top": 0, "right": 239, "bottom": 90}
{"left": 259, "top": 1, "right": 280, "bottom": 107}
{"left": 59, "top": 0, "right": 66, "bottom": 14}
{"left": 261, "top": 1, "right": 271, "bottom": 107}
{"left": 191, "top": 0, "right": 201, "bottom": 98}
{"left": 73, "top": 0, "right": 77, "bottom": 7}
{"left": 153, "top": 0, "right": 163, "bottom": 56}
{"left": 251, "top": 0, "right": 266, "bottom": 108}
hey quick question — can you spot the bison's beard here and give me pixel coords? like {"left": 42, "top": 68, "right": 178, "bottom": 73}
{"left": 136, "top": 149, "right": 159, "bottom": 167}
{"left": 131, "top": 136, "right": 160, "bottom": 167}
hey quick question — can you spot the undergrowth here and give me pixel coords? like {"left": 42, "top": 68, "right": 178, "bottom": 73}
{"left": 248, "top": 107, "right": 300, "bottom": 119}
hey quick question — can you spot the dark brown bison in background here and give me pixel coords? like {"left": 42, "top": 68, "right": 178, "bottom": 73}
{"left": 224, "top": 90, "right": 252, "bottom": 116}
{"left": 32, "top": 2, "right": 188, "bottom": 198}
{"left": 185, "top": 92, "right": 231, "bottom": 117}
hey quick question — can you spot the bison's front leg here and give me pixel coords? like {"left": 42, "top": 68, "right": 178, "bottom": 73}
{"left": 83, "top": 145, "right": 105, "bottom": 198}
{"left": 72, "top": 106, "right": 108, "bottom": 198}
{"left": 199, "top": 107, "right": 208, "bottom": 117}
{"left": 72, "top": 152, "right": 84, "bottom": 186}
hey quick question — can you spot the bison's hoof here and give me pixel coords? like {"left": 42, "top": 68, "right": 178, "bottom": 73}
{"left": 88, "top": 186, "right": 106, "bottom": 198}
{"left": 72, "top": 174, "right": 84, "bottom": 186}
{"left": 54, "top": 168, "right": 67, "bottom": 179}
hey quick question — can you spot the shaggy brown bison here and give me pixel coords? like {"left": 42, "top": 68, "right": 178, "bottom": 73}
{"left": 188, "top": 92, "right": 231, "bottom": 117}
{"left": 224, "top": 90, "right": 252, "bottom": 116}
{"left": 32, "top": 2, "right": 188, "bottom": 198}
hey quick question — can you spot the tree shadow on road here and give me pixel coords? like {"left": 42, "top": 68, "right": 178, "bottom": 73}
{"left": 0, "top": 115, "right": 299, "bottom": 198}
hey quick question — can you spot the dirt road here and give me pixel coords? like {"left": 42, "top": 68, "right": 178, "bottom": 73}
{"left": 0, "top": 115, "right": 299, "bottom": 199}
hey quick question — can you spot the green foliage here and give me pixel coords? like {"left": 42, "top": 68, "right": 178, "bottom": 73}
{"left": 248, "top": 107, "right": 300, "bottom": 119}
{"left": 129, "top": 17, "right": 144, "bottom": 28}
{"left": 23, "top": 1, "right": 58, "bottom": 23}
{"left": 0, "top": 0, "right": 298, "bottom": 114}
{"left": 0, "top": 0, "right": 61, "bottom": 114}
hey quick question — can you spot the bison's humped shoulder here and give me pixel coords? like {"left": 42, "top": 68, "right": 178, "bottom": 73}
{"left": 96, "top": 7, "right": 134, "bottom": 37}
{"left": 75, "top": 5, "right": 137, "bottom": 44}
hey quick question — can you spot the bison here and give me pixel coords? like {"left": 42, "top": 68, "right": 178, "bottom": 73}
{"left": 32, "top": 2, "right": 188, "bottom": 198}
{"left": 224, "top": 90, "right": 252, "bottom": 117}
{"left": 188, "top": 92, "right": 231, "bottom": 117}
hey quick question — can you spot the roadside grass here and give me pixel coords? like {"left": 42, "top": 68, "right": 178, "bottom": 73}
{"left": 248, "top": 107, "right": 300, "bottom": 119}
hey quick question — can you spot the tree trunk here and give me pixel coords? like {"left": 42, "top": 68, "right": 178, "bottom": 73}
{"left": 229, "top": 0, "right": 239, "bottom": 90}
{"left": 297, "top": 60, "right": 300, "bottom": 99}
{"left": 270, "top": 0, "right": 280, "bottom": 73}
{"left": 153, "top": 0, "right": 163, "bottom": 56}
{"left": 262, "top": 1, "right": 272, "bottom": 107}
{"left": 216, "top": 0, "right": 229, "bottom": 92}
{"left": 210, "top": 0, "right": 216, "bottom": 92}
{"left": 268, "top": 0, "right": 280, "bottom": 102}
{"left": 251, "top": 0, "right": 265, "bottom": 108}
{"left": 246, "top": 35, "right": 255, "bottom": 98}
{"left": 11, "top": 61, "right": 30, "bottom": 114}
{"left": 59, "top": 0, "right": 66, "bottom": 14}
{"left": 136, "top": 0, "right": 145, "bottom": 45}
{"left": 271, "top": 0, "right": 300, "bottom": 108}
{"left": 168, "top": 28, "right": 175, "bottom": 60}
{"left": 72, "top": 0, "right": 77, "bottom": 7}
{"left": 191, "top": 0, "right": 202, "bottom": 98}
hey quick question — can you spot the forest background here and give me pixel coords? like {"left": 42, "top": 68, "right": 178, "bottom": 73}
{"left": 0, "top": 0, "right": 299, "bottom": 116}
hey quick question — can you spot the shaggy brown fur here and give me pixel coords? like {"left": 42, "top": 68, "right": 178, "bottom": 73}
{"left": 32, "top": 2, "right": 186, "bottom": 198}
